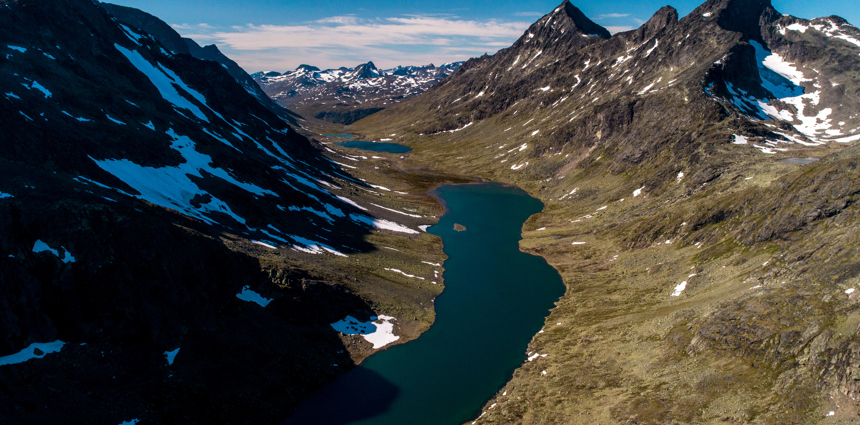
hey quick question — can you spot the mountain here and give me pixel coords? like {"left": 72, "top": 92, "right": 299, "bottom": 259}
{"left": 253, "top": 61, "right": 464, "bottom": 124}
{"left": 0, "top": 0, "right": 439, "bottom": 424}
{"left": 99, "top": 2, "right": 303, "bottom": 126}
{"left": 352, "top": 0, "right": 860, "bottom": 422}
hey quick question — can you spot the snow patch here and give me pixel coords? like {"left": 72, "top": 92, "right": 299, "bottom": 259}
{"left": 350, "top": 214, "right": 419, "bottom": 234}
{"left": 0, "top": 341, "right": 65, "bottom": 366}
{"left": 164, "top": 348, "right": 180, "bottom": 366}
{"left": 671, "top": 281, "right": 687, "bottom": 297}
{"left": 22, "top": 79, "right": 52, "bottom": 98}
{"left": 114, "top": 44, "right": 210, "bottom": 122}
{"left": 105, "top": 114, "right": 125, "bottom": 125}
{"left": 370, "top": 203, "right": 423, "bottom": 218}
{"left": 92, "top": 129, "right": 277, "bottom": 226}
{"left": 236, "top": 286, "right": 273, "bottom": 307}
{"left": 32, "top": 240, "right": 75, "bottom": 263}
{"left": 331, "top": 315, "right": 399, "bottom": 349}
{"left": 385, "top": 268, "right": 425, "bottom": 280}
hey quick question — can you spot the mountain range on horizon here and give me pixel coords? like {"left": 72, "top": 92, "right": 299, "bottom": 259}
{"left": 252, "top": 60, "right": 465, "bottom": 125}
{"left": 3, "top": 0, "right": 860, "bottom": 423}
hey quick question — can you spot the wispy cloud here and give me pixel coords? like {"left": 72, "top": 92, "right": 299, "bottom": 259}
{"left": 598, "top": 13, "right": 630, "bottom": 19}
{"left": 513, "top": 12, "right": 544, "bottom": 17}
{"left": 171, "top": 23, "right": 214, "bottom": 31}
{"left": 315, "top": 15, "right": 359, "bottom": 25}
{"left": 177, "top": 16, "right": 530, "bottom": 72}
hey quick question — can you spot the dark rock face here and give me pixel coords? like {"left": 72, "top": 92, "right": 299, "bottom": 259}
{"left": 99, "top": 2, "right": 302, "bottom": 125}
{"left": 0, "top": 0, "right": 391, "bottom": 423}
{"left": 638, "top": 6, "right": 679, "bottom": 40}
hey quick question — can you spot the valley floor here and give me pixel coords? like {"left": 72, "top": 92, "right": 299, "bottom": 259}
{"left": 322, "top": 114, "right": 860, "bottom": 424}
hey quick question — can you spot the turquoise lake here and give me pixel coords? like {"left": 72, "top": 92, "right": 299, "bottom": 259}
{"left": 283, "top": 183, "right": 565, "bottom": 425}
{"left": 337, "top": 141, "right": 413, "bottom": 153}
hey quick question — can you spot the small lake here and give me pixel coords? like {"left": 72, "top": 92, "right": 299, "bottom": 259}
{"left": 337, "top": 141, "right": 413, "bottom": 153}
{"left": 283, "top": 183, "right": 565, "bottom": 425}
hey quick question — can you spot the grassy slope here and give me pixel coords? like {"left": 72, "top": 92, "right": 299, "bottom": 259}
{"left": 344, "top": 21, "right": 860, "bottom": 425}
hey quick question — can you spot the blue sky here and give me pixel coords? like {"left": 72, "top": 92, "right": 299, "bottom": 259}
{"left": 104, "top": 0, "right": 859, "bottom": 72}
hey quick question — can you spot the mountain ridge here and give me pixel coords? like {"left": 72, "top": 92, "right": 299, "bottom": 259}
{"left": 253, "top": 60, "right": 464, "bottom": 124}
{"left": 349, "top": 0, "right": 860, "bottom": 422}
{"left": 0, "top": 0, "right": 445, "bottom": 423}
{"left": 99, "top": 2, "right": 303, "bottom": 125}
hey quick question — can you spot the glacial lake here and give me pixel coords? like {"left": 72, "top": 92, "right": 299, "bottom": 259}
{"left": 337, "top": 141, "right": 413, "bottom": 153}
{"left": 284, "top": 183, "right": 565, "bottom": 425}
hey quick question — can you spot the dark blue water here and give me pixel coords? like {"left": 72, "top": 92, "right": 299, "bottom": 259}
{"left": 283, "top": 183, "right": 565, "bottom": 425}
{"left": 337, "top": 141, "right": 413, "bottom": 153}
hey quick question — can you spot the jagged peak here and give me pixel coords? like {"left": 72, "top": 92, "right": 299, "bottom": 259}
{"left": 520, "top": 0, "right": 610, "bottom": 41}
{"left": 558, "top": 0, "right": 611, "bottom": 39}
{"left": 694, "top": 0, "right": 778, "bottom": 43}
{"left": 644, "top": 6, "right": 679, "bottom": 35}
{"left": 358, "top": 61, "right": 378, "bottom": 70}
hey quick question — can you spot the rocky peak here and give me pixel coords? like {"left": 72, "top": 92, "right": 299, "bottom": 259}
{"left": 296, "top": 64, "right": 320, "bottom": 73}
{"left": 510, "top": 0, "right": 609, "bottom": 52}
{"left": 100, "top": 2, "right": 189, "bottom": 54}
{"left": 350, "top": 61, "right": 382, "bottom": 80}
{"left": 558, "top": 0, "right": 611, "bottom": 39}
{"left": 640, "top": 6, "right": 679, "bottom": 38}
{"left": 696, "top": 0, "right": 778, "bottom": 43}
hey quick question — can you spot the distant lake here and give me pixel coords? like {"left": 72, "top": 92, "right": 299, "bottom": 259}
{"left": 283, "top": 183, "right": 565, "bottom": 425}
{"left": 337, "top": 141, "right": 413, "bottom": 153}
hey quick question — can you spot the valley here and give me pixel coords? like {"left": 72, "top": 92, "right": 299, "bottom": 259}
{"left": 2, "top": 0, "right": 860, "bottom": 423}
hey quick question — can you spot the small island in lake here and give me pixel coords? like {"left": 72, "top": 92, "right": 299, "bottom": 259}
{"left": 453, "top": 223, "right": 467, "bottom": 232}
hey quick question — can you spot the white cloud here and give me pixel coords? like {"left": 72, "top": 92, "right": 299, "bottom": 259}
{"left": 606, "top": 26, "right": 635, "bottom": 34}
{"left": 315, "top": 15, "right": 359, "bottom": 25}
{"left": 175, "top": 16, "right": 530, "bottom": 71}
